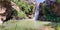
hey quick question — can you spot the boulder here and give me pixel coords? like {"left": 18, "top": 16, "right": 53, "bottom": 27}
{"left": 0, "top": 0, "right": 14, "bottom": 24}
{"left": 0, "top": 0, "right": 21, "bottom": 24}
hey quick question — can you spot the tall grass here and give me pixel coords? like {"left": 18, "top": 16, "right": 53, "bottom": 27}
{"left": 0, "top": 20, "right": 51, "bottom": 30}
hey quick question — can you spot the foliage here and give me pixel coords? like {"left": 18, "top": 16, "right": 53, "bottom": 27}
{"left": 12, "top": 0, "right": 34, "bottom": 15}
{"left": 57, "top": 0, "right": 60, "bottom": 3}
{"left": 56, "top": 23, "right": 60, "bottom": 30}
{"left": 17, "top": 11, "right": 26, "bottom": 18}
{"left": 11, "top": 0, "right": 35, "bottom": 19}
{"left": 12, "top": 8, "right": 26, "bottom": 19}
{"left": 40, "top": 0, "right": 60, "bottom": 22}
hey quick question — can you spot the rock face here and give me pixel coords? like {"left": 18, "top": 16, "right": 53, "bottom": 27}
{"left": 21, "top": 0, "right": 37, "bottom": 5}
{"left": 37, "top": 0, "right": 60, "bottom": 21}
{"left": 45, "top": 0, "right": 60, "bottom": 17}
{"left": 0, "top": 0, "right": 22, "bottom": 23}
{"left": 0, "top": 0, "right": 13, "bottom": 23}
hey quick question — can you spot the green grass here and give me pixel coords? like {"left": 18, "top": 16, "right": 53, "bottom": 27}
{"left": 0, "top": 20, "right": 55, "bottom": 30}
{"left": 56, "top": 23, "right": 60, "bottom": 30}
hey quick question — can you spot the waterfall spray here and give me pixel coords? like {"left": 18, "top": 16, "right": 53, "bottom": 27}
{"left": 34, "top": 4, "right": 39, "bottom": 20}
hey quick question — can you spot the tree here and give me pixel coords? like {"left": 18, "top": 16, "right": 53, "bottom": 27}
{"left": 38, "top": 0, "right": 60, "bottom": 22}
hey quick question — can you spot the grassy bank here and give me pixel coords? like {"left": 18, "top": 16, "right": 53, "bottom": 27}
{"left": 0, "top": 20, "right": 58, "bottom": 30}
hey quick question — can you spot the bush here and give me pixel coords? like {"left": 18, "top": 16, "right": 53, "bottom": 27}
{"left": 17, "top": 11, "right": 26, "bottom": 18}
{"left": 57, "top": 0, "right": 60, "bottom": 3}
{"left": 11, "top": 0, "right": 35, "bottom": 18}
{"left": 12, "top": 8, "right": 26, "bottom": 20}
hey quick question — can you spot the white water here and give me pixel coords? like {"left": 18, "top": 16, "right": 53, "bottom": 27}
{"left": 33, "top": 0, "right": 55, "bottom": 27}
{"left": 34, "top": 0, "right": 45, "bottom": 20}
{"left": 33, "top": 0, "right": 56, "bottom": 20}
{"left": 34, "top": 4, "right": 39, "bottom": 20}
{"left": 33, "top": 0, "right": 45, "bottom": 27}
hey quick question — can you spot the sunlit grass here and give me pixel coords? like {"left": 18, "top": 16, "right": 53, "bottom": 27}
{"left": 0, "top": 20, "right": 54, "bottom": 30}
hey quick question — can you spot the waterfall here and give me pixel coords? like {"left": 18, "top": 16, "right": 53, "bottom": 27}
{"left": 34, "top": 0, "right": 56, "bottom": 20}
{"left": 33, "top": 0, "right": 45, "bottom": 27}
{"left": 34, "top": 4, "right": 39, "bottom": 20}
{"left": 34, "top": 0, "right": 45, "bottom": 20}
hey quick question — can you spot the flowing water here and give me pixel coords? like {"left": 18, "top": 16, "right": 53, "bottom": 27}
{"left": 33, "top": 0, "right": 45, "bottom": 27}
{"left": 34, "top": 4, "right": 39, "bottom": 20}
{"left": 33, "top": 0, "right": 56, "bottom": 29}
{"left": 34, "top": 0, "right": 45, "bottom": 20}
